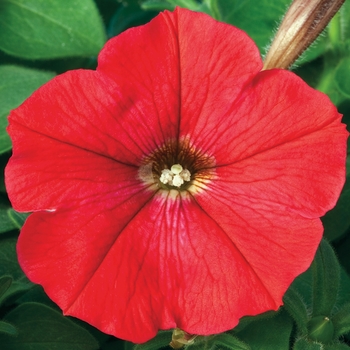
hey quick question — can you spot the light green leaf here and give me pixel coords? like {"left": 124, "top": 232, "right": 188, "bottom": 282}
{"left": 0, "top": 0, "right": 106, "bottom": 59}
{"left": 6, "top": 209, "right": 28, "bottom": 229}
{"left": 141, "top": 0, "right": 211, "bottom": 14}
{"left": 0, "top": 207, "right": 17, "bottom": 233}
{"left": 141, "top": 0, "right": 175, "bottom": 11}
{"left": 0, "top": 65, "right": 55, "bottom": 154}
{"left": 334, "top": 57, "right": 350, "bottom": 98}
{"left": 0, "top": 302, "right": 99, "bottom": 350}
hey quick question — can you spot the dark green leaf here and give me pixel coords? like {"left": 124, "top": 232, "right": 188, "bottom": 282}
{"left": 0, "top": 275, "right": 12, "bottom": 299}
{"left": 324, "top": 344, "right": 350, "bottom": 350}
{"left": 109, "top": 1, "right": 158, "bottom": 37}
{"left": 234, "top": 309, "right": 293, "bottom": 350}
{"left": 100, "top": 339, "right": 128, "bottom": 350}
{"left": 293, "top": 338, "right": 322, "bottom": 350}
{"left": 134, "top": 331, "right": 172, "bottom": 350}
{"left": 307, "top": 315, "right": 335, "bottom": 343}
{"left": 0, "top": 65, "right": 55, "bottom": 154}
{"left": 332, "top": 302, "right": 350, "bottom": 338}
{"left": 312, "top": 239, "right": 340, "bottom": 317}
{"left": 0, "top": 235, "right": 26, "bottom": 280}
{"left": 0, "top": 280, "right": 33, "bottom": 307}
{"left": 0, "top": 302, "right": 99, "bottom": 350}
{"left": 123, "top": 341, "right": 135, "bottom": 350}
{"left": 0, "top": 320, "right": 17, "bottom": 336}
{"left": 322, "top": 157, "right": 350, "bottom": 241}
{"left": 207, "top": 333, "right": 250, "bottom": 350}
{"left": 283, "top": 285, "right": 309, "bottom": 333}
{"left": 0, "top": 0, "right": 106, "bottom": 59}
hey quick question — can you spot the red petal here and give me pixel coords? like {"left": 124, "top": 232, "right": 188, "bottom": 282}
{"left": 195, "top": 189, "right": 323, "bottom": 307}
{"left": 5, "top": 70, "right": 156, "bottom": 211}
{"left": 17, "top": 192, "right": 156, "bottom": 342}
{"left": 19, "top": 192, "right": 316, "bottom": 342}
{"left": 187, "top": 70, "right": 348, "bottom": 217}
{"left": 98, "top": 8, "right": 262, "bottom": 143}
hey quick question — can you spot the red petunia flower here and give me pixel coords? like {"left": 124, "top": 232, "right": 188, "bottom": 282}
{"left": 5, "top": 7, "right": 348, "bottom": 343}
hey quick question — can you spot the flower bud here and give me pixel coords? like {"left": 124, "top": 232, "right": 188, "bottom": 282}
{"left": 263, "top": 0, "right": 345, "bottom": 69}
{"left": 307, "top": 315, "right": 334, "bottom": 343}
{"left": 169, "top": 328, "right": 197, "bottom": 349}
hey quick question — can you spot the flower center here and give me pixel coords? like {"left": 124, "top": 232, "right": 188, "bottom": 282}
{"left": 160, "top": 164, "right": 191, "bottom": 188}
{"left": 139, "top": 137, "right": 216, "bottom": 193}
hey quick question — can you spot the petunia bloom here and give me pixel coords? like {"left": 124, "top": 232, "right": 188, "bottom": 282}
{"left": 5, "top": 7, "right": 348, "bottom": 343}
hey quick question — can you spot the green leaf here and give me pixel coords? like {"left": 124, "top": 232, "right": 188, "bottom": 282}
{"left": 6, "top": 209, "right": 28, "bottom": 229}
{"left": 334, "top": 57, "right": 350, "bottom": 98}
{"left": 207, "top": 333, "right": 250, "bottom": 350}
{"left": 123, "top": 341, "right": 135, "bottom": 350}
{"left": 0, "top": 321, "right": 18, "bottom": 336}
{"left": 0, "top": 280, "right": 34, "bottom": 307}
{"left": 324, "top": 344, "right": 350, "bottom": 350}
{"left": 307, "top": 316, "right": 335, "bottom": 343}
{"left": 293, "top": 338, "right": 322, "bottom": 350}
{"left": 324, "top": 343, "right": 350, "bottom": 350}
{"left": 134, "top": 331, "right": 172, "bottom": 350}
{"left": 0, "top": 65, "right": 55, "bottom": 154}
{"left": 332, "top": 302, "right": 350, "bottom": 338}
{"left": 234, "top": 309, "right": 293, "bottom": 350}
{"left": 312, "top": 239, "right": 340, "bottom": 317}
{"left": 0, "top": 0, "right": 106, "bottom": 59}
{"left": 109, "top": 1, "right": 158, "bottom": 37}
{"left": 0, "top": 302, "right": 99, "bottom": 350}
{"left": 283, "top": 285, "right": 309, "bottom": 333}
{"left": 0, "top": 207, "right": 17, "bottom": 233}
{"left": 0, "top": 275, "right": 12, "bottom": 299}
{"left": 0, "top": 235, "right": 26, "bottom": 280}
{"left": 322, "top": 157, "right": 350, "bottom": 241}
{"left": 141, "top": 0, "right": 175, "bottom": 11}
{"left": 213, "top": 0, "right": 331, "bottom": 63}
{"left": 214, "top": 0, "right": 289, "bottom": 54}
{"left": 0, "top": 207, "right": 28, "bottom": 234}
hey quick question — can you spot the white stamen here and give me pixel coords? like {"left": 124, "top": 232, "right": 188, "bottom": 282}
{"left": 159, "top": 169, "right": 173, "bottom": 184}
{"left": 160, "top": 164, "right": 191, "bottom": 188}
{"left": 180, "top": 169, "right": 191, "bottom": 182}
{"left": 171, "top": 164, "right": 183, "bottom": 175}
{"left": 172, "top": 174, "right": 184, "bottom": 187}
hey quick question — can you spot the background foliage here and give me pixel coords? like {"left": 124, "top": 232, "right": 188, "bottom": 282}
{"left": 0, "top": 0, "right": 349, "bottom": 349}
